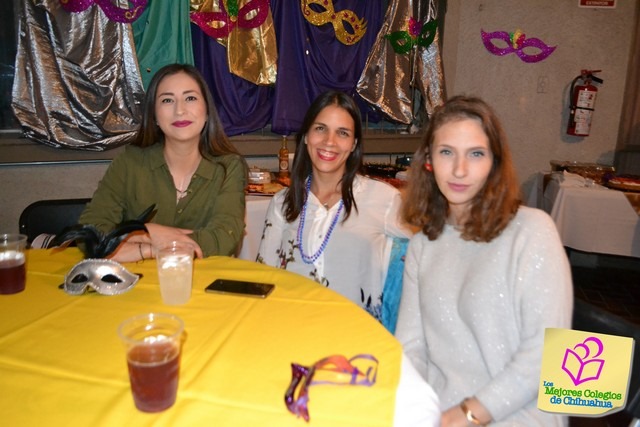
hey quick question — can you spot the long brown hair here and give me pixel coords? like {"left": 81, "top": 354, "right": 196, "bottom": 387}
{"left": 132, "top": 64, "right": 240, "bottom": 159}
{"left": 283, "top": 90, "right": 364, "bottom": 223}
{"left": 403, "top": 95, "right": 521, "bottom": 242}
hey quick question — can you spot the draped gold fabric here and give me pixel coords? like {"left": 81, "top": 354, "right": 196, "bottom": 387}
{"left": 191, "top": 0, "right": 277, "bottom": 85}
{"left": 356, "top": 0, "right": 444, "bottom": 126}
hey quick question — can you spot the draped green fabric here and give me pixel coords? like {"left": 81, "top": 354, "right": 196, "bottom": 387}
{"left": 132, "top": 0, "right": 194, "bottom": 90}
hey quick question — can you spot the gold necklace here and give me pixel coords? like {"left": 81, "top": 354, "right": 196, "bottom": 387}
{"left": 175, "top": 174, "right": 193, "bottom": 200}
{"left": 315, "top": 189, "right": 340, "bottom": 210}
{"left": 173, "top": 164, "right": 199, "bottom": 201}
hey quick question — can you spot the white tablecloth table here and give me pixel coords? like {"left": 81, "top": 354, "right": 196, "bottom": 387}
{"left": 535, "top": 174, "right": 640, "bottom": 258}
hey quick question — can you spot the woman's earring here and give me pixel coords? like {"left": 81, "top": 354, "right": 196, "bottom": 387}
{"left": 424, "top": 162, "right": 433, "bottom": 172}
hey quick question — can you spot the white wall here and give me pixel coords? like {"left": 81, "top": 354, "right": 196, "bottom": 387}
{"left": 0, "top": 162, "right": 109, "bottom": 233}
{"left": 442, "top": 0, "right": 638, "bottom": 198}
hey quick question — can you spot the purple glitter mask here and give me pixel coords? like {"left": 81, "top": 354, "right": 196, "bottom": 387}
{"left": 59, "top": 0, "right": 148, "bottom": 23}
{"left": 284, "top": 354, "right": 378, "bottom": 421}
{"left": 481, "top": 29, "right": 556, "bottom": 63}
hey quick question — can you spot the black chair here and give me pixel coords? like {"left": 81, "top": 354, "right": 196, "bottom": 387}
{"left": 18, "top": 198, "right": 91, "bottom": 245}
{"left": 572, "top": 298, "right": 640, "bottom": 426}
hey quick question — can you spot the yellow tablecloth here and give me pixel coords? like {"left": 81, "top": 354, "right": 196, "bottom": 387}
{"left": 0, "top": 249, "right": 401, "bottom": 426}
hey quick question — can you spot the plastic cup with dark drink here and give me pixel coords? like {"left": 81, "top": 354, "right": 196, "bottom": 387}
{"left": 0, "top": 234, "right": 27, "bottom": 295}
{"left": 118, "top": 313, "right": 184, "bottom": 412}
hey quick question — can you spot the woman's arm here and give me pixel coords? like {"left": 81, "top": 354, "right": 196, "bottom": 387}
{"left": 189, "top": 155, "right": 247, "bottom": 257}
{"left": 470, "top": 211, "right": 574, "bottom": 422}
{"left": 395, "top": 236, "right": 429, "bottom": 379}
{"left": 384, "top": 188, "right": 415, "bottom": 239}
{"left": 78, "top": 152, "right": 129, "bottom": 233}
{"left": 441, "top": 397, "right": 492, "bottom": 426}
{"left": 256, "top": 192, "right": 286, "bottom": 266}
{"left": 109, "top": 225, "right": 202, "bottom": 262}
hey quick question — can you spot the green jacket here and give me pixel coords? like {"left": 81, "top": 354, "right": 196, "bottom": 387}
{"left": 79, "top": 143, "right": 247, "bottom": 257}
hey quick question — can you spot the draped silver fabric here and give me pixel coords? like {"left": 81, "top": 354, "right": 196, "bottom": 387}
{"left": 356, "top": 0, "right": 444, "bottom": 127}
{"left": 12, "top": 0, "right": 144, "bottom": 151}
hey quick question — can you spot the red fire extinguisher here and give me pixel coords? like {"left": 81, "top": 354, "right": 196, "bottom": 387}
{"left": 566, "top": 69, "right": 603, "bottom": 136}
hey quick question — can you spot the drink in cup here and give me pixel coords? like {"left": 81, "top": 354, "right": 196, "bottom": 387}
{"left": 156, "top": 242, "right": 194, "bottom": 305}
{"left": 0, "top": 234, "right": 27, "bottom": 295}
{"left": 118, "top": 313, "right": 184, "bottom": 412}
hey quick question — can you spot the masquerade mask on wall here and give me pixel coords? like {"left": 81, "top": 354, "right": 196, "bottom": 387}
{"left": 481, "top": 29, "right": 556, "bottom": 63}
{"left": 301, "top": 0, "right": 367, "bottom": 45}
{"left": 386, "top": 17, "right": 438, "bottom": 55}
{"left": 190, "top": 0, "right": 270, "bottom": 39}
{"left": 62, "top": 259, "right": 139, "bottom": 295}
{"left": 59, "top": 0, "right": 148, "bottom": 23}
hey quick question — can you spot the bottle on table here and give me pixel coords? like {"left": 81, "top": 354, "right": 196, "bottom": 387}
{"left": 278, "top": 136, "right": 289, "bottom": 179}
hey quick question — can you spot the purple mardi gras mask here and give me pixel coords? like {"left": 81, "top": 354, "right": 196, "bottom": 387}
{"left": 285, "top": 354, "right": 378, "bottom": 422}
{"left": 481, "top": 29, "right": 556, "bottom": 63}
{"left": 190, "top": 0, "right": 270, "bottom": 40}
{"left": 59, "top": 0, "right": 148, "bottom": 23}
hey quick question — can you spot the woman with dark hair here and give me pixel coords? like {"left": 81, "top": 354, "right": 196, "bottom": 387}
{"left": 396, "top": 95, "right": 572, "bottom": 426}
{"left": 257, "top": 90, "right": 412, "bottom": 320}
{"left": 80, "top": 64, "right": 247, "bottom": 261}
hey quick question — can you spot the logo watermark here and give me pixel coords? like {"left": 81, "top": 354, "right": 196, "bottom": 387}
{"left": 538, "top": 328, "right": 634, "bottom": 417}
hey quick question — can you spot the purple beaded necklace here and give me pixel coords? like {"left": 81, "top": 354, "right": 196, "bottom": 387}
{"left": 297, "top": 176, "right": 344, "bottom": 264}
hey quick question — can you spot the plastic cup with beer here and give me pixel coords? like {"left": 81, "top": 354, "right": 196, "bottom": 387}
{"left": 0, "top": 234, "right": 27, "bottom": 295}
{"left": 118, "top": 313, "right": 184, "bottom": 412}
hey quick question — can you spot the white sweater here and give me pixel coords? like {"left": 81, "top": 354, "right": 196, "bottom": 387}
{"left": 396, "top": 206, "right": 573, "bottom": 426}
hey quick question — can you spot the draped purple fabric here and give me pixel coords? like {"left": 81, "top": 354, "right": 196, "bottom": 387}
{"left": 190, "top": 23, "right": 273, "bottom": 137}
{"left": 269, "top": 0, "right": 385, "bottom": 134}
{"left": 190, "top": 1, "right": 385, "bottom": 136}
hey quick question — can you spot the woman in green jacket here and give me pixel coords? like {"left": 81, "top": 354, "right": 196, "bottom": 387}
{"left": 80, "top": 64, "right": 247, "bottom": 261}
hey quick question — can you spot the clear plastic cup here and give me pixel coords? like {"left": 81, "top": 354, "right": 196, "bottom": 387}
{"left": 155, "top": 242, "right": 194, "bottom": 305}
{"left": 0, "top": 234, "right": 27, "bottom": 295}
{"left": 118, "top": 313, "right": 184, "bottom": 412}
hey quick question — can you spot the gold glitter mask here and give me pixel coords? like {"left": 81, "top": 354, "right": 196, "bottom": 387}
{"left": 301, "top": 0, "right": 367, "bottom": 46}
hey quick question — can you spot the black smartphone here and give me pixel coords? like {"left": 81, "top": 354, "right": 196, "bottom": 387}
{"left": 205, "top": 278, "right": 275, "bottom": 298}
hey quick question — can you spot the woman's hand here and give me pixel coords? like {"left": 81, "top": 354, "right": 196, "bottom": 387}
{"left": 440, "top": 406, "right": 471, "bottom": 427}
{"left": 107, "top": 225, "right": 203, "bottom": 262}
{"left": 441, "top": 397, "right": 491, "bottom": 427}
{"left": 108, "top": 241, "right": 152, "bottom": 263}
{"left": 145, "top": 223, "right": 204, "bottom": 258}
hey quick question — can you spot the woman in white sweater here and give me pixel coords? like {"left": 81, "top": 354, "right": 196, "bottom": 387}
{"left": 396, "top": 96, "right": 573, "bottom": 426}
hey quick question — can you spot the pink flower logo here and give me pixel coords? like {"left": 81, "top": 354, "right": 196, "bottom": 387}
{"left": 561, "top": 336, "right": 605, "bottom": 386}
